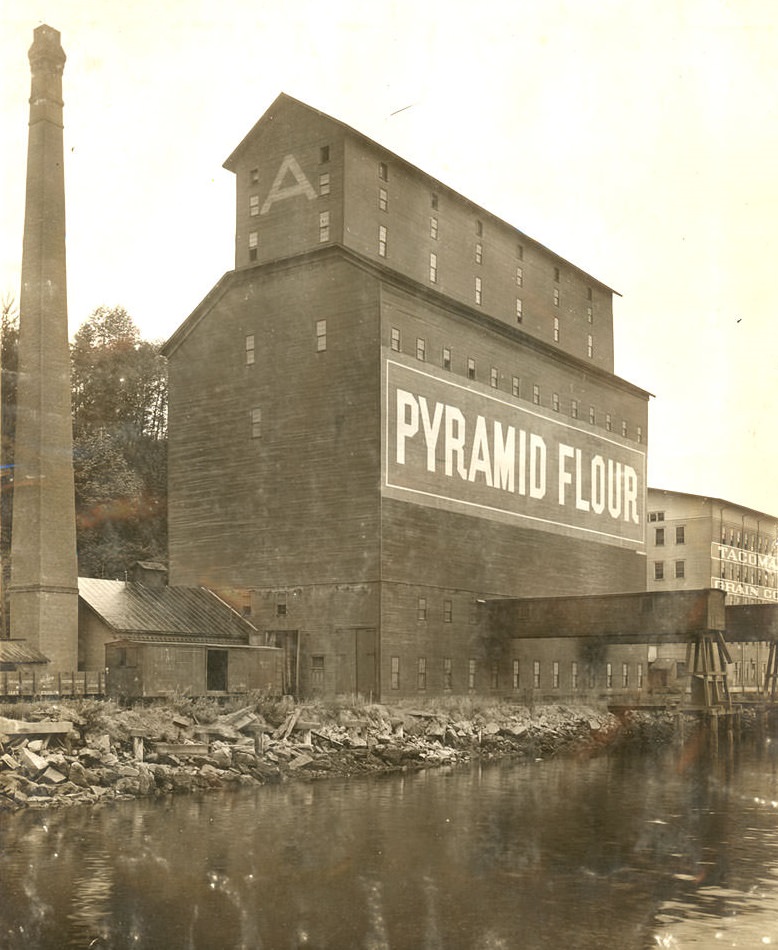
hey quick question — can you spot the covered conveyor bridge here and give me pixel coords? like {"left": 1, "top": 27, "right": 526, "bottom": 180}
{"left": 486, "top": 589, "right": 749, "bottom": 709}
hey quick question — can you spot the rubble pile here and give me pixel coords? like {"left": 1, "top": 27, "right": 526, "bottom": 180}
{"left": 0, "top": 699, "right": 665, "bottom": 811}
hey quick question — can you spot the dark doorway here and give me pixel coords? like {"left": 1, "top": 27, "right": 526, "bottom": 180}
{"left": 206, "top": 649, "right": 228, "bottom": 692}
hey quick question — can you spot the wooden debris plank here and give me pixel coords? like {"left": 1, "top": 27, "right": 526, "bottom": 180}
{"left": 152, "top": 742, "right": 209, "bottom": 757}
{"left": 0, "top": 717, "right": 74, "bottom": 736}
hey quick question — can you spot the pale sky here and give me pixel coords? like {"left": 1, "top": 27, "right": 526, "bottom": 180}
{"left": 1, "top": 0, "right": 776, "bottom": 516}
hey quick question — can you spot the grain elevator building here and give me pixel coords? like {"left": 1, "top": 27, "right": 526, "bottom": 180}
{"left": 162, "top": 94, "right": 650, "bottom": 699}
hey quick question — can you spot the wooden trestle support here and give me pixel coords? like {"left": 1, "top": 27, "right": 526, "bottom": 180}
{"left": 766, "top": 641, "right": 778, "bottom": 703}
{"left": 685, "top": 632, "right": 732, "bottom": 710}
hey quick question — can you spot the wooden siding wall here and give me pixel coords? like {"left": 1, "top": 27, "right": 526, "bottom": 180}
{"left": 167, "top": 257, "right": 382, "bottom": 590}
{"left": 380, "top": 284, "right": 646, "bottom": 437}
{"left": 342, "top": 136, "right": 614, "bottom": 372}
{"left": 233, "top": 100, "right": 346, "bottom": 269}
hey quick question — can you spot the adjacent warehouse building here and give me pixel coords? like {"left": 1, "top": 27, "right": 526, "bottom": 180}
{"left": 646, "top": 489, "right": 778, "bottom": 606}
{"left": 646, "top": 488, "right": 778, "bottom": 694}
{"left": 162, "top": 94, "right": 651, "bottom": 699}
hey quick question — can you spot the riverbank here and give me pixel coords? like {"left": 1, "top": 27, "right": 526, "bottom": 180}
{"left": 0, "top": 695, "right": 688, "bottom": 811}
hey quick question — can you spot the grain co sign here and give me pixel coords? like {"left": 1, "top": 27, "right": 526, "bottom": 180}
{"left": 384, "top": 360, "right": 646, "bottom": 547}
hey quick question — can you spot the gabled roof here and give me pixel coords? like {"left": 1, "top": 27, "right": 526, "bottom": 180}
{"left": 648, "top": 487, "right": 778, "bottom": 523}
{"left": 0, "top": 640, "right": 50, "bottom": 664}
{"left": 78, "top": 577, "right": 257, "bottom": 643}
{"left": 222, "top": 92, "right": 620, "bottom": 296}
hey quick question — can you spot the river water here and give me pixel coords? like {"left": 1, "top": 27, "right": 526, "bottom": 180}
{"left": 2, "top": 730, "right": 778, "bottom": 949}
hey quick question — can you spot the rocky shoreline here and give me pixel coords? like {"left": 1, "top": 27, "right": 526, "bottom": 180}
{"left": 0, "top": 696, "right": 681, "bottom": 811}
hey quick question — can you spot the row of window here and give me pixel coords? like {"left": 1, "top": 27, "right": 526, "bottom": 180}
{"left": 374, "top": 160, "right": 596, "bottom": 304}
{"left": 718, "top": 562, "right": 776, "bottom": 587}
{"left": 654, "top": 560, "right": 685, "bottom": 580}
{"left": 653, "top": 526, "right": 685, "bottom": 546}
{"left": 648, "top": 512, "right": 775, "bottom": 556}
{"left": 381, "top": 656, "right": 647, "bottom": 691}
{"left": 390, "top": 327, "right": 641, "bottom": 441}
{"left": 246, "top": 321, "right": 639, "bottom": 443}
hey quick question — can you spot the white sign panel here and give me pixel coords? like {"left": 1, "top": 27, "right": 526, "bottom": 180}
{"left": 384, "top": 360, "right": 646, "bottom": 546}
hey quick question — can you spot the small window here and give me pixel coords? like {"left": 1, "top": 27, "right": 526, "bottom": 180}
{"left": 637, "top": 425, "right": 643, "bottom": 444}
{"left": 606, "top": 662, "right": 613, "bottom": 688}
{"left": 570, "top": 399, "right": 578, "bottom": 419}
{"left": 647, "top": 511, "right": 665, "bottom": 523}
{"left": 571, "top": 661, "right": 579, "bottom": 690}
{"left": 675, "top": 560, "right": 686, "bottom": 579}
{"left": 430, "top": 216, "right": 438, "bottom": 239}
{"left": 431, "top": 192, "right": 439, "bottom": 210}
{"left": 516, "top": 266, "right": 523, "bottom": 287}
{"left": 676, "top": 526, "right": 686, "bottom": 545}
{"left": 533, "top": 660, "right": 541, "bottom": 689}
{"left": 516, "top": 298, "right": 523, "bottom": 323}
{"left": 587, "top": 306, "right": 593, "bottom": 324}
{"left": 552, "top": 392, "right": 560, "bottom": 412}
{"left": 245, "top": 334, "right": 255, "bottom": 365}
{"left": 319, "top": 211, "right": 330, "bottom": 243}
{"left": 552, "top": 661, "right": 560, "bottom": 689}
{"left": 442, "top": 346, "right": 451, "bottom": 370}
{"left": 467, "top": 357, "right": 476, "bottom": 380}
{"left": 251, "top": 407, "right": 262, "bottom": 439}
{"left": 417, "top": 597, "right": 427, "bottom": 621}
{"left": 443, "top": 657, "right": 452, "bottom": 689}
{"left": 319, "top": 173, "right": 330, "bottom": 196}
{"left": 517, "top": 244, "right": 524, "bottom": 260}
{"left": 316, "top": 319, "right": 327, "bottom": 352}
{"left": 490, "top": 367, "right": 499, "bottom": 388}
{"left": 429, "top": 252, "right": 438, "bottom": 283}
{"left": 512, "top": 376, "right": 520, "bottom": 397}
{"left": 474, "top": 276, "right": 482, "bottom": 305}
{"left": 654, "top": 561, "right": 665, "bottom": 581}
{"left": 311, "top": 655, "right": 325, "bottom": 690}
{"left": 587, "top": 287, "right": 593, "bottom": 301}
{"left": 475, "top": 243, "right": 483, "bottom": 265}
{"left": 637, "top": 662, "right": 644, "bottom": 688}
{"left": 553, "top": 316, "right": 560, "bottom": 342}
{"left": 512, "top": 659, "right": 520, "bottom": 690}
{"left": 490, "top": 662, "right": 499, "bottom": 690}
{"left": 417, "top": 657, "right": 427, "bottom": 690}
{"left": 533, "top": 384, "right": 540, "bottom": 405}
{"left": 390, "top": 326, "right": 400, "bottom": 352}
{"left": 605, "top": 413, "right": 612, "bottom": 432}
{"left": 320, "top": 145, "right": 330, "bottom": 164}
{"left": 587, "top": 334, "right": 594, "bottom": 358}
{"left": 378, "top": 187, "right": 388, "bottom": 211}
{"left": 622, "top": 663, "right": 629, "bottom": 688}
{"left": 475, "top": 219, "right": 483, "bottom": 236}
{"left": 655, "top": 527, "right": 665, "bottom": 546}
{"left": 250, "top": 167, "right": 259, "bottom": 184}
{"left": 248, "top": 230, "right": 258, "bottom": 262}
{"left": 468, "top": 659, "right": 477, "bottom": 690}
{"left": 553, "top": 288, "right": 560, "bottom": 308}
{"left": 378, "top": 161, "right": 388, "bottom": 181}
{"left": 391, "top": 656, "right": 400, "bottom": 690}
{"left": 378, "top": 224, "right": 387, "bottom": 257}
{"left": 249, "top": 195, "right": 259, "bottom": 216}
{"left": 621, "top": 420, "right": 628, "bottom": 437}
{"left": 554, "top": 266, "right": 560, "bottom": 282}
{"left": 416, "top": 337, "right": 426, "bottom": 362}
{"left": 588, "top": 406, "right": 596, "bottom": 425}
{"left": 443, "top": 599, "right": 452, "bottom": 623}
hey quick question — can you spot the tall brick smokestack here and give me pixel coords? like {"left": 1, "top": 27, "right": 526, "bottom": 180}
{"left": 9, "top": 25, "right": 79, "bottom": 671}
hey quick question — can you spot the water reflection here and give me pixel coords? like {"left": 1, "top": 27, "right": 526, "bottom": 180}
{"left": 1, "top": 733, "right": 778, "bottom": 948}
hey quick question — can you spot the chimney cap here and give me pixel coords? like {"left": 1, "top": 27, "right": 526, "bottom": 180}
{"left": 29, "top": 24, "right": 66, "bottom": 69}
